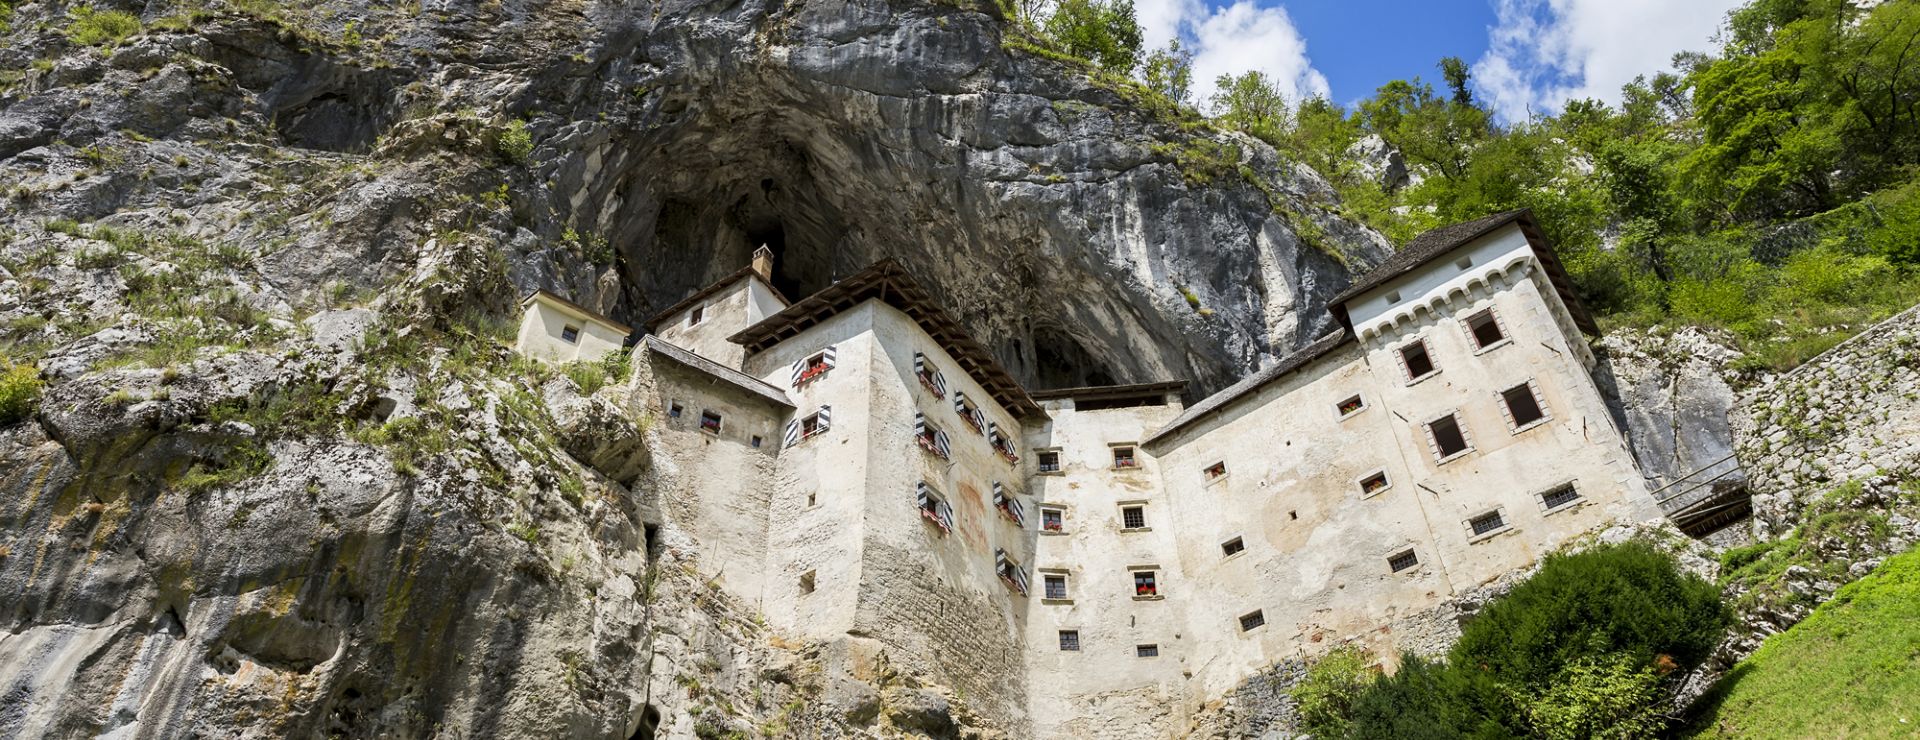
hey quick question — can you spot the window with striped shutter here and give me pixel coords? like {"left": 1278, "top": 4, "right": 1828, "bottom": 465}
{"left": 988, "top": 421, "right": 1019, "bottom": 464}
{"left": 791, "top": 345, "right": 837, "bottom": 387}
{"left": 913, "top": 352, "right": 948, "bottom": 398}
{"left": 914, "top": 413, "right": 952, "bottom": 460}
{"left": 954, "top": 392, "right": 987, "bottom": 434}
{"left": 993, "top": 482, "right": 1025, "bottom": 526}
{"left": 916, "top": 482, "right": 953, "bottom": 534}
{"left": 995, "top": 548, "right": 1029, "bottom": 596}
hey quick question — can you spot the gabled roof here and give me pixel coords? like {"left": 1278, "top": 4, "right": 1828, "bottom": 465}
{"left": 521, "top": 290, "right": 633, "bottom": 334}
{"left": 727, "top": 259, "right": 1045, "bottom": 419}
{"left": 1142, "top": 330, "right": 1353, "bottom": 447}
{"left": 1329, "top": 209, "right": 1599, "bottom": 336}
{"left": 641, "top": 335, "right": 794, "bottom": 408}
{"left": 644, "top": 267, "right": 791, "bottom": 330}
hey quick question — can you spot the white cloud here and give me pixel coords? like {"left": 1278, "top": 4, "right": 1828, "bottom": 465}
{"left": 1135, "top": 0, "right": 1329, "bottom": 109}
{"left": 1474, "top": 0, "right": 1743, "bottom": 122}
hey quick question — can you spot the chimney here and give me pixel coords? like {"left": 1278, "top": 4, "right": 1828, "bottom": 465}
{"left": 751, "top": 245, "right": 774, "bottom": 281}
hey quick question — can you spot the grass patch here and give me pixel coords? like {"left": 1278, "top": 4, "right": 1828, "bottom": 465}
{"left": 67, "top": 6, "right": 142, "bottom": 47}
{"left": 0, "top": 362, "right": 43, "bottom": 426}
{"left": 1687, "top": 546, "right": 1920, "bottom": 738}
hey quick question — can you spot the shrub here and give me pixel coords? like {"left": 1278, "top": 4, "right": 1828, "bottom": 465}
{"left": 1521, "top": 654, "right": 1666, "bottom": 740}
{"left": 497, "top": 119, "right": 533, "bottom": 165}
{"left": 67, "top": 6, "right": 142, "bottom": 47}
{"left": 0, "top": 363, "right": 42, "bottom": 426}
{"left": 1345, "top": 653, "right": 1519, "bottom": 740}
{"left": 1451, "top": 541, "right": 1728, "bottom": 689}
{"left": 1291, "top": 646, "right": 1375, "bottom": 738}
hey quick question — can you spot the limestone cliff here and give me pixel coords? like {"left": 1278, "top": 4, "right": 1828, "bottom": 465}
{"left": 0, "top": 0, "right": 1388, "bottom": 737}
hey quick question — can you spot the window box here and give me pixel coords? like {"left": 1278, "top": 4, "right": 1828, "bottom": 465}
{"left": 917, "top": 483, "right": 954, "bottom": 534}
{"left": 790, "top": 346, "right": 837, "bottom": 388}
{"left": 700, "top": 410, "right": 723, "bottom": 434}
{"left": 1337, "top": 394, "right": 1366, "bottom": 418}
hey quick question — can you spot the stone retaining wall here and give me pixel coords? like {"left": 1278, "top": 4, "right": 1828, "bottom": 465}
{"left": 1732, "top": 304, "right": 1920, "bottom": 536}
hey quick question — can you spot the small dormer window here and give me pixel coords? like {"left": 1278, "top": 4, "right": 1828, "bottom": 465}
{"left": 561, "top": 325, "right": 580, "bottom": 343}
{"left": 688, "top": 304, "right": 704, "bottom": 326}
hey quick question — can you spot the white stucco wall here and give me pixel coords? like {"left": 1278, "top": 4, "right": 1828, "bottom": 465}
{"left": 656, "top": 275, "right": 785, "bottom": 370}
{"left": 514, "top": 299, "right": 626, "bottom": 363}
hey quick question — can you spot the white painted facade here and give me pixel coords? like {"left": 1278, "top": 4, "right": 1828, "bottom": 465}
{"left": 518, "top": 216, "right": 1666, "bottom": 737}
{"left": 513, "top": 291, "right": 630, "bottom": 363}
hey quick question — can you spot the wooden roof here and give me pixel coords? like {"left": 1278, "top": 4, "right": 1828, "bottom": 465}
{"left": 727, "top": 259, "right": 1045, "bottom": 418}
{"left": 1028, "top": 380, "right": 1187, "bottom": 403}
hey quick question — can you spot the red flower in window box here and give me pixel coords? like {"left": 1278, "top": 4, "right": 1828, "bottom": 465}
{"left": 961, "top": 413, "right": 984, "bottom": 433}
{"left": 1043, "top": 521, "right": 1063, "bottom": 532}
{"left": 1135, "top": 584, "right": 1157, "bottom": 597}
{"left": 996, "top": 446, "right": 1020, "bottom": 464}
{"left": 918, "top": 373, "right": 945, "bottom": 398}
{"left": 798, "top": 364, "right": 828, "bottom": 384}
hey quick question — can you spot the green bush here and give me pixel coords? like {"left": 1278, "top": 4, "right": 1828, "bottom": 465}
{"left": 497, "top": 119, "right": 533, "bottom": 165}
{"left": 67, "top": 6, "right": 142, "bottom": 47}
{"left": 1345, "top": 653, "right": 1519, "bottom": 739}
{"left": 1291, "top": 646, "right": 1374, "bottom": 738}
{"left": 1522, "top": 655, "right": 1667, "bottom": 740}
{"left": 1452, "top": 541, "right": 1729, "bottom": 689}
{"left": 0, "top": 362, "right": 42, "bottom": 426}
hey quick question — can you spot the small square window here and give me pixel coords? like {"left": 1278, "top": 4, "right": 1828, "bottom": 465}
{"left": 1132, "top": 570, "right": 1158, "bottom": 597}
{"left": 807, "top": 492, "right": 817, "bottom": 507}
{"left": 1113, "top": 446, "right": 1138, "bottom": 469}
{"left": 1041, "top": 507, "right": 1066, "bottom": 532}
{"left": 1239, "top": 610, "right": 1266, "bottom": 631}
{"left": 1388, "top": 549, "right": 1419, "bottom": 572}
{"left": 700, "top": 410, "right": 723, "bottom": 434}
{"left": 560, "top": 324, "right": 580, "bottom": 343}
{"left": 1359, "top": 471, "right": 1390, "bottom": 496}
{"left": 688, "top": 305, "right": 704, "bottom": 326}
{"left": 1428, "top": 414, "right": 1470, "bottom": 459}
{"left": 1337, "top": 394, "right": 1365, "bottom": 417}
{"left": 1221, "top": 537, "right": 1245, "bottom": 558}
{"left": 1399, "top": 339, "right": 1436, "bottom": 381}
{"left": 1467, "top": 309, "right": 1505, "bottom": 349}
{"left": 799, "top": 570, "right": 816, "bottom": 594}
{"left": 751, "top": 435, "right": 763, "bottom": 448}
{"left": 1455, "top": 256, "right": 1473, "bottom": 270}
{"left": 1384, "top": 290, "right": 1401, "bottom": 304}
{"left": 1204, "top": 461, "right": 1227, "bottom": 481}
{"left": 1059, "top": 630, "right": 1081, "bottom": 651}
{"left": 1037, "top": 450, "right": 1062, "bottom": 473}
{"left": 1502, "top": 383, "right": 1546, "bottom": 428}
{"left": 1044, "top": 574, "right": 1069, "bottom": 600}
{"left": 1136, "top": 644, "right": 1160, "bottom": 658}
{"left": 1542, "top": 483, "right": 1581, "bottom": 509}
{"left": 668, "top": 402, "right": 684, "bottom": 418}
{"left": 1120, "top": 505, "right": 1147, "bottom": 530}
{"left": 1470, "top": 510, "right": 1506, "bottom": 537}
{"left": 1288, "top": 510, "right": 1298, "bottom": 521}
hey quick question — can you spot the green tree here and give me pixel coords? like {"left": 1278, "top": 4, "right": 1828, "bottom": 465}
{"left": 1043, "top": 0, "right": 1144, "bottom": 74}
{"left": 1439, "top": 56, "right": 1474, "bottom": 105}
{"left": 1140, "top": 41, "right": 1193, "bottom": 106}
{"left": 1209, "top": 71, "right": 1292, "bottom": 144}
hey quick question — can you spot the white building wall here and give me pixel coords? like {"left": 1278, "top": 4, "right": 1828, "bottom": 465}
{"left": 656, "top": 275, "right": 785, "bottom": 370}
{"left": 515, "top": 299, "right": 626, "bottom": 363}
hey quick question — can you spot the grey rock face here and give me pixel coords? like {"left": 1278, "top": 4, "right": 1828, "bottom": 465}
{"left": 1592, "top": 327, "right": 1748, "bottom": 495}
{"left": 1344, "top": 134, "right": 1411, "bottom": 193}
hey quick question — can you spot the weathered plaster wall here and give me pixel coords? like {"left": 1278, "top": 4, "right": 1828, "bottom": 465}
{"left": 655, "top": 275, "right": 784, "bottom": 371}
{"left": 1733, "top": 304, "right": 1920, "bottom": 535}
{"left": 515, "top": 299, "right": 626, "bottom": 363}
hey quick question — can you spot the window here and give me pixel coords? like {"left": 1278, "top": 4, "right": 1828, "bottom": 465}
{"left": 1221, "top": 537, "right": 1245, "bottom": 558}
{"left": 913, "top": 413, "right": 951, "bottom": 460}
{"left": 1112, "top": 446, "right": 1138, "bottom": 469}
{"left": 1399, "top": 339, "right": 1436, "bottom": 381}
{"left": 1384, "top": 290, "right": 1401, "bottom": 304}
{"left": 989, "top": 422, "right": 1019, "bottom": 464}
{"left": 799, "top": 571, "right": 816, "bottom": 594}
{"left": 1136, "top": 644, "right": 1160, "bottom": 658}
{"left": 916, "top": 482, "right": 953, "bottom": 534}
{"left": 1203, "top": 461, "right": 1228, "bottom": 481}
{"left": 560, "top": 324, "right": 580, "bottom": 343}
{"left": 791, "top": 346, "right": 837, "bottom": 387}
{"left": 995, "top": 549, "right": 1029, "bottom": 596}
{"left": 1466, "top": 309, "right": 1505, "bottom": 349}
{"left": 788, "top": 406, "right": 832, "bottom": 446}
{"left": 1337, "top": 394, "right": 1366, "bottom": 417}
{"left": 1059, "top": 630, "right": 1081, "bottom": 651}
{"left": 1542, "top": 483, "right": 1581, "bottom": 509}
{"left": 1469, "top": 510, "right": 1506, "bottom": 537}
{"left": 1455, "top": 256, "right": 1474, "bottom": 270}
{"left": 1043, "top": 574, "right": 1069, "bottom": 600}
{"left": 1132, "top": 570, "right": 1158, "bottom": 597}
{"left": 751, "top": 435, "right": 762, "bottom": 448}
{"left": 1040, "top": 507, "right": 1066, "bottom": 533}
{"left": 1501, "top": 382, "right": 1547, "bottom": 429}
{"left": 1120, "top": 505, "right": 1147, "bottom": 530}
{"left": 1036, "top": 450, "right": 1062, "bottom": 474}
{"left": 699, "top": 410, "right": 723, "bottom": 434}
{"left": 1359, "top": 471, "right": 1391, "bottom": 496}
{"left": 668, "top": 402, "right": 683, "bottom": 418}
{"left": 912, "top": 352, "right": 948, "bottom": 398}
{"left": 1427, "top": 413, "right": 1470, "bottom": 459}
{"left": 1239, "top": 610, "right": 1266, "bottom": 631}
{"left": 954, "top": 392, "right": 986, "bottom": 433}
{"left": 993, "top": 483, "right": 1025, "bottom": 526}
{"left": 688, "top": 304, "right": 704, "bottom": 326}
{"left": 1288, "top": 510, "right": 1298, "bottom": 521}
{"left": 806, "top": 492, "right": 817, "bottom": 507}
{"left": 1388, "top": 549, "right": 1419, "bottom": 572}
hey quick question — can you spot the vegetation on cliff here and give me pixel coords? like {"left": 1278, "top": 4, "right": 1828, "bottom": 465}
{"left": 1021, "top": 0, "right": 1920, "bottom": 372}
{"left": 1295, "top": 541, "right": 1728, "bottom": 739}
{"left": 1687, "top": 544, "right": 1920, "bottom": 738}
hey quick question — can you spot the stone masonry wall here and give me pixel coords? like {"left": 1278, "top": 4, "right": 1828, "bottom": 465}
{"left": 1733, "top": 304, "right": 1920, "bottom": 536}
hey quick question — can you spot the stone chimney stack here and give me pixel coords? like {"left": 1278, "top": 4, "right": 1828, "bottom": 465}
{"left": 751, "top": 245, "right": 774, "bottom": 281}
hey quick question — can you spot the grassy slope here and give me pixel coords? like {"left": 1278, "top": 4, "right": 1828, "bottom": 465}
{"left": 1689, "top": 547, "right": 1920, "bottom": 738}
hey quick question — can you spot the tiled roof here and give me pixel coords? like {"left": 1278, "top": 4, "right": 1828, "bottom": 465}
{"left": 1142, "top": 330, "right": 1352, "bottom": 446}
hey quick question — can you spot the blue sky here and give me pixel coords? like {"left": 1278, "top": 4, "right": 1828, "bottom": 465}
{"left": 1138, "top": 0, "right": 1746, "bottom": 122}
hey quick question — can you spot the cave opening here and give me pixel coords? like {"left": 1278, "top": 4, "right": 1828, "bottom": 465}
{"left": 1030, "top": 327, "right": 1118, "bottom": 390}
